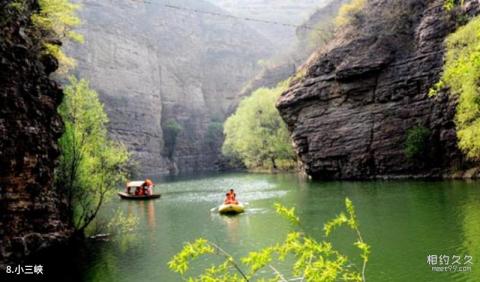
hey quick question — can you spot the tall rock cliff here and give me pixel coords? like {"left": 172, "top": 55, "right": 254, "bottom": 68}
{"left": 67, "top": 0, "right": 274, "bottom": 175}
{"left": 277, "top": 0, "right": 480, "bottom": 179}
{"left": 0, "top": 1, "right": 71, "bottom": 266}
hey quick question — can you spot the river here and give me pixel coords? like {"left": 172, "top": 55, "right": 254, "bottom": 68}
{"left": 69, "top": 173, "right": 479, "bottom": 282}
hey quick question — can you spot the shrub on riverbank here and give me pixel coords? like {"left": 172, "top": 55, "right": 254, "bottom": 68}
{"left": 222, "top": 81, "right": 296, "bottom": 171}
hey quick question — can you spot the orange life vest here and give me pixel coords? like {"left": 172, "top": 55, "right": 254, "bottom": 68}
{"left": 224, "top": 192, "right": 237, "bottom": 204}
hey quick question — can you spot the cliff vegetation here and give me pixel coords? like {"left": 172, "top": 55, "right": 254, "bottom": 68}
{"left": 32, "top": 0, "right": 83, "bottom": 72}
{"left": 334, "top": 0, "right": 365, "bottom": 27}
{"left": 431, "top": 12, "right": 480, "bottom": 160}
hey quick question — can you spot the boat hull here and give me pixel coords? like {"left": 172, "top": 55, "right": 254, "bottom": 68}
{"left": 218, "top": 203, "right": 245, "bottom": 214}
{"left": 118, "top": 192, "right": 161, "bottom": 200}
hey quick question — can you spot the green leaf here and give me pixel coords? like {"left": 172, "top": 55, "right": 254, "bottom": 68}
{"left": 274, "top": 203, "right": 300, "bottom": 225}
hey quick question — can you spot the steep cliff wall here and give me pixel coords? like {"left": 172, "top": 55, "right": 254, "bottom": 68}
{"left": 278, "top": 0, "right": 480, "bottom": 179}
{"left": 67, "top": 0, "right": 273, "bottom": 175}
{"left": 0, "top": 1, "right": 71, "bottom": 266}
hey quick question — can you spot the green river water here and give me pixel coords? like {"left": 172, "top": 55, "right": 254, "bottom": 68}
{"left": 78, "top": 173, "right": 479, "bottom": 282}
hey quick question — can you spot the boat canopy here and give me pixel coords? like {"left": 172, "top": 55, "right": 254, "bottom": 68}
{"left": 127, "top": 181, "right": 145, "bottom": 188}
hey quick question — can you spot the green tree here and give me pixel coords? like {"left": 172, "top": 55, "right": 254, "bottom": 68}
{"left": 404, "top": 125, "right": 431, "bottom": 161}
{"left": 223, "top": 82, "right": 295, "bottom": 170}
{"left": 55, "top": 77, "right": 130, "bottom": 234}
{"left": 168, "top": 198, "right": 369, "bottom": 282}
{"left": 163, "top": 119, "right": 183, "bottom": 159}
{"left": 207, "top": 121, "right": 224, "bottom": 144}
{"left": 430, "top": 16, "right": 480, "bottom": 159}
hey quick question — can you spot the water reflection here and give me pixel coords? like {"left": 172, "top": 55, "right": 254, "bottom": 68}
{"left": 146, "top": 200, "right": 156, "bottom": 230}
{"left": 127, "top": 200, "right": 157, "bottom": 231}
{"left": 223, "top": 215, "right": 241, "bottom": 243}
{"left": 221, "top": 214, "right": 252, "bottom": 244}
{"left": 460, "top": 188, "right": 480, "bottom": 281}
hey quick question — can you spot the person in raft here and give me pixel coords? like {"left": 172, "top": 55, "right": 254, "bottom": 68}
{"left": 224, "top": 189, "right": 238, "bottom": 205}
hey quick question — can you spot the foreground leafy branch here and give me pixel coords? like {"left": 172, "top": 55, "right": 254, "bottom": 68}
{"left": 168, "top": 198, "right": 369, "bottom": 282}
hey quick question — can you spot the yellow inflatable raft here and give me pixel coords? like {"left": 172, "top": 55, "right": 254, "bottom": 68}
{"left": 218, "top": 203, "right": 245, "bottom": 214}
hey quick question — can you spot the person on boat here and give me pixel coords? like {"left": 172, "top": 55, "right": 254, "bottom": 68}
{"left": 144, "top": 179, "right": 154, "bottom": 196}
{"left": 224, "top": 189, "right": 238, "bottom": 205}
{"left": 224, "top": 193, "right": 231, "bottom": 204}
{"left": 135, "top": 185, "right": 142, "bottom": 196}
{"left": 229, "top": 189, "right": 237, "bottom": 201}
{"left": 229, "top": 189, "right": 239, "bottom": 204}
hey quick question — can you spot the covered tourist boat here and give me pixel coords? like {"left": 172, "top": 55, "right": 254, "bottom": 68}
{"left": 118, "top": 180, "right": 161, "bottom": 200}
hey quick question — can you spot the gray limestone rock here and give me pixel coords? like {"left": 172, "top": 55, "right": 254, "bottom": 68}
{"left": 66, "top": 0, "right": 274, "bottom": 175}
{"left": 277, "top": 0, "right": 480, "bottom": 179}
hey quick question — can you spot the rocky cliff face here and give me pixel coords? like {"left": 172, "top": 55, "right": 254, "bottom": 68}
{"left": 278, "top": 0, "right": 480, "bottom": 179}
{"left": 67, "top": 0, "right": 273, "bottom": 175}
{"left": 0, "top": 1, "right": 71, "bottom": 266}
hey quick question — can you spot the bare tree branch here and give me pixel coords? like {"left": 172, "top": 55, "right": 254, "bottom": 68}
{"left": 209, "top": 242, "right": 250, "bottom": 282}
